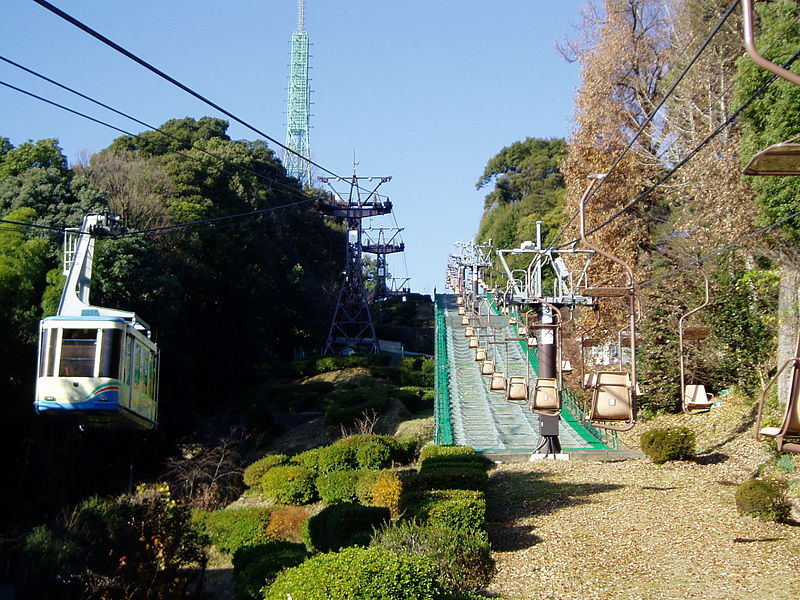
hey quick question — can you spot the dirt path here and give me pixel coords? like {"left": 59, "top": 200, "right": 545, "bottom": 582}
{"left": 484, "top": 405, "right": 800, "bottom": 600}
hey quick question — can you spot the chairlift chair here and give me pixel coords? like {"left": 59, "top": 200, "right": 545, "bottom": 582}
{"left": 755, "top": 333, "right": 800, "bottom": 453}
{"left": 679, "top": 269, "right": 714, "bottom": 413}
{"left": 532, "top": 378, "right": 561, "bottom": 416}
{"left": 578, "top": 175, "right": 639, "bottom": 430}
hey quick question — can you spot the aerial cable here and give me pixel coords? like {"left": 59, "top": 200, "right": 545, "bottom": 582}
{"left": 0, "top": 218, "right": 68, "bottom": 233}
{"left": 0, "top": 54, "right": 317, "bottom": 202}
{"left": 543, "top": 0, "right": 742, "bottom": 252}
{"left": 637, "top": 210, "right": 800, "bottom": 289}
{"left": 32, "top": 0, "right": 353, "bottom": 187}
{"left": 122, "top": 197, "right": 316, "bottom": 236}
{"left": 553, "top": 46, "right": 800, "bottom": 251}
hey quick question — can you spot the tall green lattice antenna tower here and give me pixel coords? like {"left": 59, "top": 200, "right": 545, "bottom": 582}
{"left": 285, "top": 0, "right": 311, "bottom": 184}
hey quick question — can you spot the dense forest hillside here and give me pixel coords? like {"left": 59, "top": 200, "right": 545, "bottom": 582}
{"left": 0, "top": 117, "right": 346, "bottom": 561}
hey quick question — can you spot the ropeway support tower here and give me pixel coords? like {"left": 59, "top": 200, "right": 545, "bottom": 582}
{"left": 318, "top": 174, "right": 393, "bottom": 355}
{"left": 284, "top": 0, "right": 311, "bottom": 185}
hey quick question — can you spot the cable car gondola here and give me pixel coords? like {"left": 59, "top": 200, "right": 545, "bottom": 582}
{"left": 34, "top": 214, "right": 159, "bottom": 430}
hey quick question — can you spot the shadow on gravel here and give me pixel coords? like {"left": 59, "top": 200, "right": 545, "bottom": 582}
{"left": 488, "top": 524, "right": 543, "bottom": 552}
{"left": 485, "top": 469, "right": 624, "bottom": 526}
{"left": 693, "top": 452, "right": 729, "bottom": 465}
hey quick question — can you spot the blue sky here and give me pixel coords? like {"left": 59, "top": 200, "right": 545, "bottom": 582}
{"left": 1, "top": 0, "right": 585, "bottom": 295}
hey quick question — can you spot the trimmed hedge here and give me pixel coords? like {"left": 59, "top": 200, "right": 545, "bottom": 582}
{"left": 263, "top": 546, "right": 447, "bottom": 600}
{"left": 232, "top": 541, "right": 307, "bottom": 600}
{"left": 315, "top": 470, "right": 360, "bottom": 505}
{"left": 301, "top": 503, "right": 391, "bottom": 553}
{"left": 735, "top": 478, "right": 791, "bottom": 522}
{"left": 640, "top": 427, "right": 696, "bottom": 464}
{"left": 196, "top": 507, "right": 273, "bottom": 555}
{"left": 243, "top": 454, "right": 289, "bottom": 488}
{"left": 336, "top": 434, "right": 416, "bottom": 467}
{"left": 419, "top": 445, "right": 479, "bottom": 462}
{"left": 406, "top": 466, "right": 489, "bottom": 492}
{"left": 315, "top": 443, "right": 357, "bottom": 474}
{"left": 402, "top": 490, "right": 487, "bottom": 533}
{"left": 419, "top": 453, "right": 488, "bottom": 472}
{"left": 258, "top": 465, "right": 317, "bottom": 505}
{"left": 371, "top": 521, "right": 495, "bottom": 595}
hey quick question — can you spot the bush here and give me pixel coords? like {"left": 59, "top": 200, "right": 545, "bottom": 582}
{"left": 301, "top": 503, "right": 391, "bottom": 553}
{"left": 402, "top": 490, "right": 487, "bottom": 533}
{"left": 640, "top": 427, "right": 696, "bottom": 464}
{"left": 336, "top": 434, "right": 413, "bottom": 467}
{"left": 19, "top": 485, "right": 206, "bottom": 600}
{"left": 355, "top": 439, "right": 394, "bottom": 470}
{"left": 203, "top": 507, "right": 273, "bottom": 555}
{"left": 232, "top": 541, "right": 308, "bottom": 600}
{"left": 315, "top": 443, "right": 357, "bottom": 474}
{"left": 735, "top": 478, "right": 791, "bottom": 522}
{"left": 259, "top": 465, "right": 317, "bottom": 504}
{"left": 395, "top": 436, "right": 419, "bottom": 464}
{"left": 243, "top": 454, "right": 289, "bottom": 487}
{"left": 369, "top": 470, "right": 403, "bottom": 518}
{"left": 406, "top": 466, "right": 489, "bottom": 492}
{"left": 315, "top": 470, "right": 360, "bottom": 505}
{"left": 371, "top": 521, "right": 495, "bottom": 595}
{"left": 419, "top": 453, "right": 487, "bottom": 472}
{"left": 263, "top": 546, "right": 447, "bottom": 600}
{"left": 266, "top": 506, "right": 309, "bottom": 543}
{"left": 291, "top": 447, "right": 323, "bottom": 474}
{"left": 419, "top": 445, "right": 479, "bottom": 462}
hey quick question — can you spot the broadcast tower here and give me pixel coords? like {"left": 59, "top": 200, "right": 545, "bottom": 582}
{"left": 285, "top": 0, "right": 311, "bottom": 184}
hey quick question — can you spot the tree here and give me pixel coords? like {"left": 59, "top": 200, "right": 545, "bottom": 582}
{"left": 735, "top": 0, "right": 800, "bottom": 400}
{"left": 0, "top": 138, "right": 68, "bottom": 181}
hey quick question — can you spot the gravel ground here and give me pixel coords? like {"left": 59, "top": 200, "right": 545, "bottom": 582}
{"left": 484, "top": 398, "right": 800, "bottom": 600}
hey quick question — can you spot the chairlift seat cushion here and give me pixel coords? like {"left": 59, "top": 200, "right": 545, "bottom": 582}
{"left": 490, "top": 373, "right": 506, "bottom": 391}
{"left": 684, "top": 384, "right": 713, "bottom": 409}
{"left": 759, "top": 426, "right": 782, "bottom": 437}
{"left": 481, "top": 361, "right": 495, "bottom": 376}
{"left": 475, "top": 348, "right": 487, "bottom": 361}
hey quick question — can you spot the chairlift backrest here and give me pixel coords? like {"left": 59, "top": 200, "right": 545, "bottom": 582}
{"left": 532, "top": 378, "right": 560, "bottom": 415}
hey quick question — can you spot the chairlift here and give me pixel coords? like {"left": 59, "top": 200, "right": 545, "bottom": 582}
{"left": 578, "top": 175, "right": 638, "bottom": 431}
{"left": 527, "top": 299, "right": 567, "bottom": 416}
{"left": 755, "top": 332, "right": 800, "bottom": 453}
{"left": 680, "top": 269, "right": 714, "bottom": 413}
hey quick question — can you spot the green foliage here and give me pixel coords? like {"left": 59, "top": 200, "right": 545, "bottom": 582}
{"left": 301, "top": 503, "right": 391, "bottom": 553}
{"left": 258, "top": 466, "right": 317, "bottom": 505}
{"left": 419, "top": 453, "right": 488, "bottom": 472}
{"left": 640, "top": 427, "right": 696, "bottom": 465}
{"left": 315, "top": 443, "right": 358, "bottom": 473}
{"left": 261, "top": 381, "right": 334, "bottom": 412}
{"left": 0, "top": 138, "right": 68, "bottom": 180}
{"left": 371, "top": 521, "right": 495, "bottom": 595}
{"left": 264, "top": 546, "right": 447, "bottom": 600}
{"left": 291, "top": 447, "right": 324, "bottom": 475}
{"left": 735, "top": 477, "right": 791, "bottom": 522}
{"left": 401, "top": 490, "right": 487, "bottom": 534}
{"left": 336, "top": 433, "right": 415, "bottom": 467}
{"left": 243, "top": 454, "right": 289, "bottom": 487}
{"left": 200, "top": 507, "right": 273, "bottom": 555}
{"left": 19, "top": 484, "right": 207, "bottom": 600}
{"left": 232, "top": 541, "right": 308, "bottom": 600}
{"left": 419, "top": 445, "right": 479, "bottom": 462}
{"left": 735, "top": 0, "right": 800, "bottom": 240}
{"left": 315, "top": 470, "right": 360, "bottom": 505}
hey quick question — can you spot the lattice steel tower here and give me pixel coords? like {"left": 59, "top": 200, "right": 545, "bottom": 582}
{"left": 318, "top": 174, "right": 393, "bottom": 355}
{"left": 285, "top": 0, "right": 311, "bottom": 185}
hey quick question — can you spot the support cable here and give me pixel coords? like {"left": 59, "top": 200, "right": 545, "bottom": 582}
{"left": 555, "top": 47, "right": 800, "bottom": 250}
{"left": 31, "top": 0, "right": 350, "bottom": 184}
{"left": 0, "top": 54, "right": 316, "bottom": 201}
{"left": 637, "top": 210, "right": 800, "bottom": 289}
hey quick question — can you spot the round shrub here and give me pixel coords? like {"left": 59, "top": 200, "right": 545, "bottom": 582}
{"left": 291, "top": 447, "right": 323, "bottom": 475}
{"left": 201, "top": 507, "right": 273, "bottom": 555}
{"left": 315, "top": 470, "right": 360, "bottom": 505}
{"left": 640, "top": 426, "right": 696, "bottom": 464}
{"left": 402, "top": 490, "right": 487, "bottom": 533}
{"left": 369, "top": 470, "right": 403, "bottom": 518}
{"left": 315, "top": 443, "right": 357, "bottom": 474}
{"left": 371, "top": 521, "right": 495, "bottom": 595}
{"left": 337, "top": 434, "right": 410, "bottom": 466}
{"left": 266, "top": 506, "right": 309, "bottom": 543}
{"left": 301, "top": 502, "right": 391, "bottom": 553}
{"left": 243, "top": 454, "right": 288, "bottom": 488}
{"left": 232, "top": 541, "right": 308, "bottom": 600}
{"left": 395, "top": 436, "right": 419, "bottom": 464}
{"left": 735, "top": 478, "right": 791, "bottom": 522}
{"left": 263, "top": 546, "right": 447, "bottom": 600}
{"left": 355, "top": 440, "right": 393, "bottom": 470}
{"left": 259, "top": 465, "right": 317, "bottom": 504}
